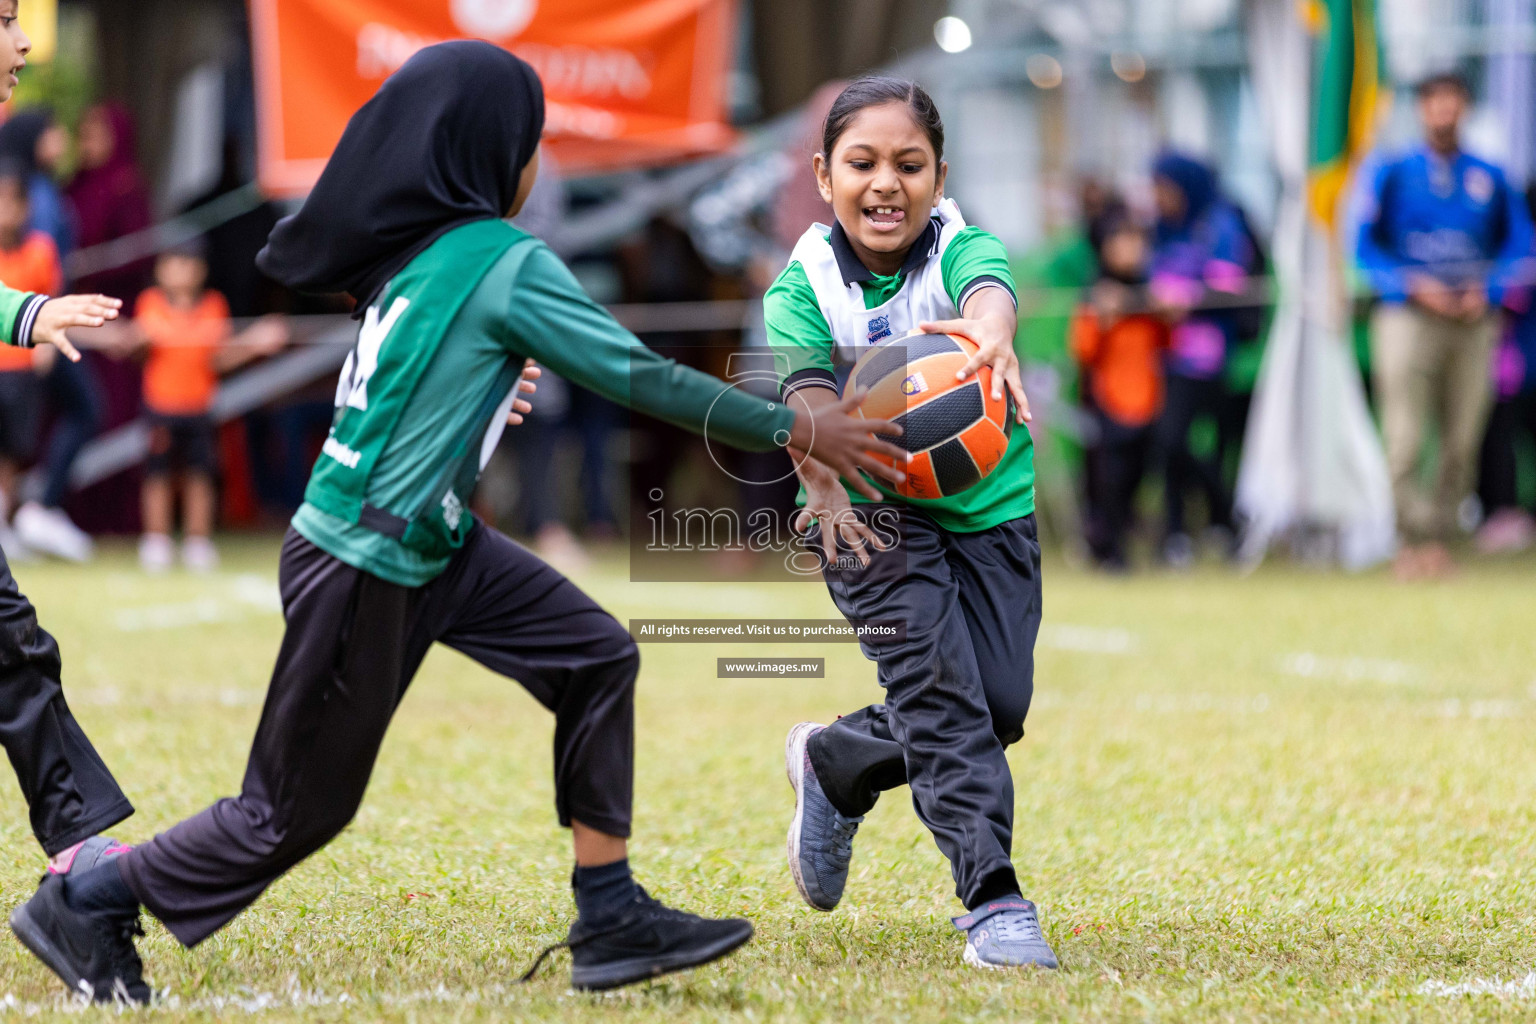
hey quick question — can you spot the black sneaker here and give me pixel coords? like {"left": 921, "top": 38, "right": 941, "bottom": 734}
{"left": 520, "top": 885, "right": 753, "bottom": 991}
{"left": 8, "top": 873, "right": 151, "bottom": 1004}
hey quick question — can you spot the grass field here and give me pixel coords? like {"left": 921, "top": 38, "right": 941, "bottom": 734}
{"left": 0, "top": 536, "right": 1534, "bottom": 1021}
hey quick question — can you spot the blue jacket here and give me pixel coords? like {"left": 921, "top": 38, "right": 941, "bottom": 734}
{"left": 1356, "top": 145, "right": 1533, "bottom": 304}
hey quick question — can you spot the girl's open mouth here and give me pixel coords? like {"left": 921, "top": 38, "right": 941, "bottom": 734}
{"left": 863, "top": 206, "right": 906, "bottom": 230}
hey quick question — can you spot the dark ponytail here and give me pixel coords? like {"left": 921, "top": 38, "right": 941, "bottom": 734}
{"left": 821, "top": 76, "right": 944, "bottom": 161}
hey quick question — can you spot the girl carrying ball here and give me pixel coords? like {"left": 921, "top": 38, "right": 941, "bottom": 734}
{"left": 767, "top": 76, "right": 1056, "bottom": 970}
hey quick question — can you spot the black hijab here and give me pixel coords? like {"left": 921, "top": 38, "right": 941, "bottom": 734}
{"left": 256, "top": 41, "right": 544, "bottom": 311}
{"left": 0, "top": 109, "right": 52, "bottom": 175}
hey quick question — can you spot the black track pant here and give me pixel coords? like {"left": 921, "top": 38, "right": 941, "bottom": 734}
{"left": 1085, "top": 411, "right": 1154, "bottom": 566}
{"left": 1478, "top": 391, "right": 1536, "bottom": 514}
{"left": 120, "top": 523, "right": 639, "bottom": 947}
{"left": 805, "top": 508, "right": 1041, "bottom": 910}
{"left": 0, "top": 549, "right": 132, "bottom": 855}
{"left": 1156, "top": 372, "right": 1233, "bottom": 537}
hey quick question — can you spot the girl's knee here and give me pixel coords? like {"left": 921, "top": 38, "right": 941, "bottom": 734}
{"left": 0, "top": 614, "right": 59, "bottom": 673}
{"left": 589, "top": 620, "right": 639, "bottom": 687}
{"left": 284, "top": 804, "right": 363, "bottom": 861}
{"left": 990, "top": 699, "right": 1031, "bottom": 748}
{"left": 232, "top": 790, "right": 363, "bottom": 862}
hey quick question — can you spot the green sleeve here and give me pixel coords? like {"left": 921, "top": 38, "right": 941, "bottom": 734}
{"left": 940, "top": 226, "right": 1017, "bottom": 311}
{"left": 0, "top": 283, "right": 44, "bottom": 347}
{"left": 764, "top": 262, "right": 835, "bottom": 376}
{"left": 502, "top": 242, "right": 795, "bottom": 453}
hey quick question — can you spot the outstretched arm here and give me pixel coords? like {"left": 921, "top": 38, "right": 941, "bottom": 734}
{"left": 0, "top": 287, "right": 123, "bottom": 362}
{"left": 214, "top": 315, "right": 291, "bottom": 373}
{"left": 502, "top": 243, "right": 909, "bottom": 485}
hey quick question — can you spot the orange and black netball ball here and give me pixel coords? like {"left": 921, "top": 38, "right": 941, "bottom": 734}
{"left": 847, "top": 332, "right": 1014, "bottom": 500}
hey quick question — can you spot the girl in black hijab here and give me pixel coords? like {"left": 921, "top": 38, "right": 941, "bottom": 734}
{"left": 256, "top": 40, "right": 544, "bottom": 311}
{"left": 20, "top": 40, "right": 907, "bottom": 1003}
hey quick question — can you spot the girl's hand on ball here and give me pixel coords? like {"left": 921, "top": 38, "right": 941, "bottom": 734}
{"left": 920, "top": 313, "right": 1031, "bottom": 425}
{"left": 506, "top": 358, "right": 541, "bottom": 425}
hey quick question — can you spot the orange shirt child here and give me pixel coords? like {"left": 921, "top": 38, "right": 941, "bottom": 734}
{"left": 135, "top": 287, "right": 231, "bottom": 416}
{"left": 0, "top": 231, "right": 61, "bottom": 372}
{"left": 1071, "top": 305, "right": 1171, "bottom": 428}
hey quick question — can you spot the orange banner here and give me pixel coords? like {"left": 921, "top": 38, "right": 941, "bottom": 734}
{"left": 249, "top": 0, "right": 738, "bottom": 196}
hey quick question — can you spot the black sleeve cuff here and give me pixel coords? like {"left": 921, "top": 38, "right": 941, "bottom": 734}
{"left": 957, "top": 275, "right": 1016, "bottom": 313}
{"left": 780, "top": 367, "right": 839, "bottom": 401}
{"left": 13, "top": 293, "right": 48, "bottom": 349}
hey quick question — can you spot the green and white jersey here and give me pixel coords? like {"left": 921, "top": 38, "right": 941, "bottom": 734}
{"left": 764, "top": 198, "right": 1035, "bottom": 532}
{"left": 294, "top": 218, "right": 796, "bottom": 586}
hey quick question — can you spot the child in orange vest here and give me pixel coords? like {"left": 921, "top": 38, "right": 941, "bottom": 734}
{"left": 1072, "top": 216, "right": 1171, "bottom": 570}
{"left": 0, "top": 162, "right": 58, "bottom": 554}
{"left": 119, "top": 241, "right": 286, "bottom": 571}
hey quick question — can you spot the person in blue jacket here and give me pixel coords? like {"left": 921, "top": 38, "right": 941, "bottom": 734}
{"left": 1356, "top": 71, "right": 1534, "bottom": 579}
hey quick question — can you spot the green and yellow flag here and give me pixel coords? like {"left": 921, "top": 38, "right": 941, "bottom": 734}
{"left": 21, "top": 0, "right": 55, "bottom": 64}
{"left": 1304, "top": 0, "right": 1385, "bottom": 228}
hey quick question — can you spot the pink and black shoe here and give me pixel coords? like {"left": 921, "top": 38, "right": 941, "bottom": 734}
{"left": 49, "top": 836, "right": 132, "bottom": 877}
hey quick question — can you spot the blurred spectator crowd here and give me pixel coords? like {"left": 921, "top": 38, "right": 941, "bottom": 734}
{"left": 1029, "top": 70, "right": 1536, "bottom": 580}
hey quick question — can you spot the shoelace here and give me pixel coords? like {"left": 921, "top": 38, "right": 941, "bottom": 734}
{"left": 825, "top": 815, "right": 862, "bottom": 868}
{"left": 989, "top": 909, "right": 1043, "bottom": 945}
{"left": 99, "top": 914, "right": 147, "bottom": 999}
{"left": 517, "top": 886, "right": 686, "bottom": 984}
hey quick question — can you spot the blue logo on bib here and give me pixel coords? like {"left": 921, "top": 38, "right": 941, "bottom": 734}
{"left": 867, "top": 315, "right": 892, "bottom": 343}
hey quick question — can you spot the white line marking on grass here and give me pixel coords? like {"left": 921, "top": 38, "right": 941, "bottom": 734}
{"left": 68, "top": 686, "right": 263, "bottom": 707}
{"left": 114, "top": 575, "right": 281, "bottom": 632}
{"left": 1418, "top": 973, "right": 1536, "bottom": 998}
{"left": 229, "top": 573, "right": 282, "bottom": 610}
{"left": 1038, "top": 625, "right": 1139, "bottom": 655}
{"left": 1132, "top": 693, "right": 1272, "bottom": 714}
{"left": 0, "top": 981, "right": 544, "bottom": 1016}
{"left": 1431, "top": 698, "right": 1521, "bottom": 719}
{"left": 114, "top": 598, "right": 243, "bottom": 632}
{"left": 1278, "top": 652, "right": 1418, "bottom": 685}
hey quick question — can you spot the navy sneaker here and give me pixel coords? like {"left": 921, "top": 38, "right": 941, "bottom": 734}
{"left": 9, "top": 873, "right": 151, "bottom": 1004}
{"left": 953, "top": 897, "right": 1059, "bottom": 970}
{"left": 784, "top": 722, "right": 862, "bottom": 911}
{"left": 520, "top": 885, "right": 753, "bottom": 991}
